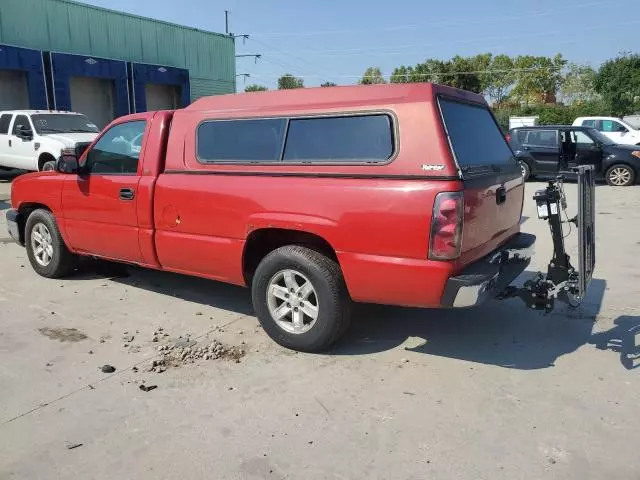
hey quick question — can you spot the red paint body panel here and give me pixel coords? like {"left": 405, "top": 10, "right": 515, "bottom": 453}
{"left": 9, "top": 84, "right": 525, "bottom": 309}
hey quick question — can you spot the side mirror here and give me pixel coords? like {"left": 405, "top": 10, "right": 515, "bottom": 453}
{"left": 618, "top": 126, "right": 628, "bottom": 133}
{"left": 56, "top": 155, "right": 79, "bottom": 174}
{"left": 17, "top": 125, "right": 33, "bottom": 140}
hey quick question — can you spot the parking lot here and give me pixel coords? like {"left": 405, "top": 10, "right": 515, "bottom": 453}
{"left": 1, "top": 170, "right": 639, "bottom": 479}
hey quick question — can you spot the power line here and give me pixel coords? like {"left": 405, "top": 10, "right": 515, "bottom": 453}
{"left": 243, "top": 65, "right": 568, "bottom": 80}
{"left": 246, "top": 0, "right": 628, "bottom": 37}
{"left": 253, "top": 20, "right": 640, "bottom": 58}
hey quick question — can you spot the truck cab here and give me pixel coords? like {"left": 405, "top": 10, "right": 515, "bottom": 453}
{"left": 0, "top": 110, "right": 99, "bottom": 172}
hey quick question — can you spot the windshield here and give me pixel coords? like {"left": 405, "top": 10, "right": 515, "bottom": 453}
{"left": 585, "top": 128, "right": 615, "bottom": 145}
{"left": 31, "top": 114, "right": 100, "bottom": 134}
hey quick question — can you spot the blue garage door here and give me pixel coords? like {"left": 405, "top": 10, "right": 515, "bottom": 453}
{"left": 50, "top": 53, "right": 129, "bottom": 122}
{"left": 130, "top": 63, "right": 190, "bottom": 113}
{"left": 0, "top": 44, "right": 47, "bottom": 110}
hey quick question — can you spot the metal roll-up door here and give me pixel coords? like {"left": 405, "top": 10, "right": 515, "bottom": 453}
{"left": 69, "top": 76, "right": 116, "bottom": 129}
{"left": 145, "top": 83, "right": 180, "bottom": 111}
{"left": 0, "top": 70, "right": 30, "bottom": 110}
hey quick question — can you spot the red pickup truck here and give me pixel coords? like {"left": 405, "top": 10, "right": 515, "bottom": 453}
{"left": 6, "top": 83, "right": 534, "bottom": 352}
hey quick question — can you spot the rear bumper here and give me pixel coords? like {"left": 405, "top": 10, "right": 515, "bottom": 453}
{"left": 441, "top": 232, "right": 535, "bottom": 308}
{"left": 6, "top": 209, "right": 24, "bottom": 246}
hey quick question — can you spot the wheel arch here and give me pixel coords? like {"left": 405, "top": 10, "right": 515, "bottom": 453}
{"left": 37, "top": 152, "right": 58, "bottom": 171}
{"left": 17, "top": 202, "right": 53, "bottom": 246}
{"left": 242, "top": 228, "right": 339, "bottom": 286}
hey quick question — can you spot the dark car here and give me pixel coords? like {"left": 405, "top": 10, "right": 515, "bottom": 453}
{"left": 508, "top": 125, "right": 640, "bottom": 186}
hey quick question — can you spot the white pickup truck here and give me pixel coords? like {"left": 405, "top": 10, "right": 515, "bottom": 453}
{"left": 0, "top": 111, "right": 100, "bottom": 172}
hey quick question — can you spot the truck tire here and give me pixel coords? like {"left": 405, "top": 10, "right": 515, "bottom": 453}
{"left": 25, "top": 209, "right": 78, "bottom": 278}
{"left": 605, "top": 164, "right": 635, "bottom": 186}
{"left": 41, "top": 161, "right": 56, "bottom": 172}
{"left": 251, "top": 245, "right": 352, "bottom": 352}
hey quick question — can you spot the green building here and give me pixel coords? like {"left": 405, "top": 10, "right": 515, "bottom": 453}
{"left": 0, "top": 0, "right": 235, "bottom": 127}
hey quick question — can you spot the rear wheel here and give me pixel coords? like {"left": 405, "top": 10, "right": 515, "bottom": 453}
{"left": 605, "top": 164, "right": 635, "bottom": 186}
{"left": 25, "top": 209, "right": 78, "bottom": 278}
{"left": 519, "top": 161, "right": 531, "bottom": 181}
{"left": 251, "top": 245, "right": 351, "bottom": 352}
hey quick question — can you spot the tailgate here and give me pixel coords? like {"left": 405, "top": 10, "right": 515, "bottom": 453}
{"left": 438, "top": 97, "right": 524, "bottom": 263}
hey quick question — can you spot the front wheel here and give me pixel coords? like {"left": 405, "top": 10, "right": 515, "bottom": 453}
{"left": 251, "top": 245, "right": 351, "bottom": 352}
{"left": 605, "top": 164, "right": 635, "bottom": 186}
{"left": 25, "top": 209, "right": 78, "bottom": 278}
{"left": 41, "top": 160, "right": 56, "bottom": 172}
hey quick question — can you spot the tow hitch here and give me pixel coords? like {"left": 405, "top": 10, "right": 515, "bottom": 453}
{"left": 499, "top": 165, "right": 596, "bottom": 312}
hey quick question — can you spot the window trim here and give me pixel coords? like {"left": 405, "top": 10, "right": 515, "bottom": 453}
{"left": 0, "top": 114, "right": 14, "bottom": 135}
{"left": 195, "top": 110, "right": 399, "bottom": 166}
{"left": 82, "top": 120, "right": 146, "bottom": 176}
{"left": 11, "top": 114, "right": 33, "bottom": 136}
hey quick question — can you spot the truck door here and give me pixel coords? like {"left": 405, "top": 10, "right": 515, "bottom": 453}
{"left": 7, "top": 114, "right": 36, "bottom": 170}
{"left": 61, "top": 120, "right": 147, "bottom": 262}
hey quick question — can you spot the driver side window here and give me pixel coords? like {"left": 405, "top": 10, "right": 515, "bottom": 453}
{"left": 84, "top": 121, "right": 146, "bottom": 175}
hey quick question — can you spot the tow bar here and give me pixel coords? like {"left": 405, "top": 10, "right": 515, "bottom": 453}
{"left": 499, "top": 165, "right": 596, "bottom": 312}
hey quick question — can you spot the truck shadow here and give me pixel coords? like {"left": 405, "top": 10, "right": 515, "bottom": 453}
{"left": 75, "top": 260, "right": 254, "bottom": 316}
{"left": 334, "top": 277, "right": 613, "bottom": 370}
{"left": 76, "top": 263, "right": 635, "bottom": 370}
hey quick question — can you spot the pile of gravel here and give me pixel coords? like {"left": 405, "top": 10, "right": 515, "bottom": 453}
{"left": 150, "top": 339, "right": 245, "bottom": 372}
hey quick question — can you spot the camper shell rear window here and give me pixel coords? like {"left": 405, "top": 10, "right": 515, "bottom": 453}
{"left": 438, "top": 98, "right": 516, "bottom": 169}
{"left": 196, "top": 113, "right": 395, "bottom": 164}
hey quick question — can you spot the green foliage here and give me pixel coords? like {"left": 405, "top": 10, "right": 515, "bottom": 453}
{"left": 492, "top": 100, "right": 610, "bottom": 133}
{"left": 595, "top": 53, "right": 640, "bottom": 116}
{"left": 278, "top": 74, "right": 304, "bottom": 90}
{"left": 510, "top": 54, "right": 567, "bottom": 104}
{"left": 359, "top": 67, "right": 386, "bottom": 85}
{"left": 321, "top": 81, "right": 338, "bottom": 87}
{"left": 483, "top": 54, "right": 515, "bottom": 106}
{"left": 561, "top": 64, "right": 598, "bottom": 104}
{"left": 244, "top": 84, "right": 268, "bottom": 92}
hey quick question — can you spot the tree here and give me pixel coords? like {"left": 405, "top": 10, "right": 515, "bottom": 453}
{"left": 244, "top": 84, "right": 268, "bottom": 92}
{"left": 359, "top": 67, "right": 386, "bottom": 85}
{"left": 278, "top": 74, "right": 304, "bottom": 90}
{"left": 390, "top": 65, "right": 413, "bottom": 84}
{"left": 595, "top": 53, "right": 640, "bottom": 116}
{"left": 560, "top": 64, "right": 599, "bottom": 104}
{"left": 483, "top": 54, "right": 515, "bottom": 106}
{"left": 511, "top": 54, "right": 567, "bottom": 105}
{"left": 321, "top": 81, "right": 337, "bottom": 87}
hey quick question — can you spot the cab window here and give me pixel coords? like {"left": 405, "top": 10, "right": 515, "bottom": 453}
{"left": 83, "top": 121, "right": 146, "bottom": 175}
{"left": 524, "top": 129, "right": 558, "bottom": 147}
{"left": 571, "top": 131, "right": 594, "bottom": 144}
{"left": 599, "top": 120, "right": 626, "bottom": 133}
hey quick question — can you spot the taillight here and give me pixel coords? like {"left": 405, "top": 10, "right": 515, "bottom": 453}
{"left": 505, "top": 134, "right": 511, "bottom": 143}
{"left": 429, "top": 191, "right": 464, "bottom": 260}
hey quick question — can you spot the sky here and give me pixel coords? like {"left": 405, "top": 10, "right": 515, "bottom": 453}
{"left": 82, "top": 0, "right": 638, "bottom": 91}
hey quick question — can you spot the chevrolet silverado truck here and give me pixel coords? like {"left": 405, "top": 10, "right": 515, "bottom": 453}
{"left": 0, "top": 110, "right": 99, "bottom": 172}
{"left": 6, "top": 84, "right": 534, "bottom": 352}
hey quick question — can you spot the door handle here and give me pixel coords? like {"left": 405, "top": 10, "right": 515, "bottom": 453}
{"left": 8, "top": 139, "right": 11, "bottom": 147}
{"left": 496, "top": 186, "right": 506, "bottom": 205}
{"left": 119, "top": 188, "right": 135, "bottom": 201}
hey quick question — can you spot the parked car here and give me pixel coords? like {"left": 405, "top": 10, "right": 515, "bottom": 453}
{"left": 0, "top": 110, "right": 99, "bottom": 172}
{"left": 6, "top": 84, "right": 534, "bottom": 352}
{"left": 572, "top": 116, "right": 640, "bottom": 145}
{"left": 509, "top": 125, "right": 640, "bottom": 186}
